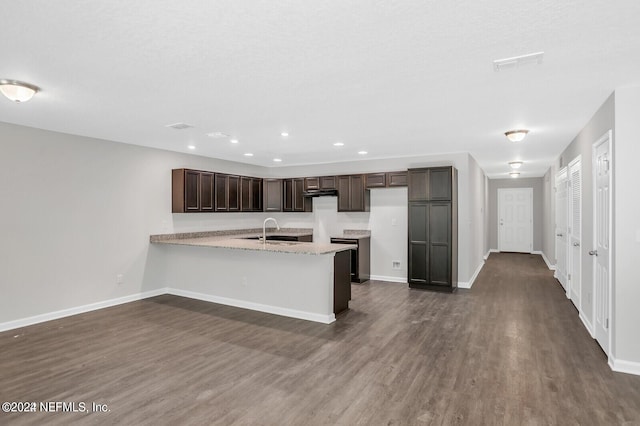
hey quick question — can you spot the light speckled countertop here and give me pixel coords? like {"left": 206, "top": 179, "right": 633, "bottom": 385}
{"left": 150, "top": 228, "right": 356, "bottom": 255}
{"left": 331, "top": 229, "right": 372, "bottom": 239}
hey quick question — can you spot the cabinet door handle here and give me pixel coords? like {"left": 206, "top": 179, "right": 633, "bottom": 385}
{"left": 573, "top": 242, "right": 580, "bottom": 247}
{"left": 588, "top": 250, "right": 598, "bottom": 256}
{"left": 556, "top": 233, "right": 563, "bottom": 237}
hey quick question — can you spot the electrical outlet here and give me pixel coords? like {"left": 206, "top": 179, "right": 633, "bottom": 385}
{"left": 392, "top": 261, "right": 401, "bottom": 270}
{"left": 116, "top": 274, "right": 124, "bottom": 285}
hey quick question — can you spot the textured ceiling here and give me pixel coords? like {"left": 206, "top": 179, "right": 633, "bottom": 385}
{"left": 2, "top": 0, "right": 640, "bottom": 177}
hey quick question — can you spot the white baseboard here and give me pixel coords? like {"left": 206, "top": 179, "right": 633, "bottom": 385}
{"left": 484, "top": 249, "right": 499, "bottom": 260}
{"left": 579, "top": 312, "right": 595, "bottom": 338}
{"left": 166, "top": 288, "right": 335, "bottom": 324}
{"left": 610, "top": 356, "right": 640, "bottom": 377}
{"left": 458, "top": 260, "right": 485, "bottom": 289}
{"left": 0, "top": 288, "right": 167, "bottom": 333}
{"left": 368, "top": 275, "right": 407, "bottom": 283}
{"left": 532, "top": 251, "right": 556, "bottom": 271}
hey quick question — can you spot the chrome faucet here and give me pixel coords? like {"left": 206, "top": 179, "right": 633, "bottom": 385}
{"left": 262, "top": 217, "right": 280, "bottom": 243}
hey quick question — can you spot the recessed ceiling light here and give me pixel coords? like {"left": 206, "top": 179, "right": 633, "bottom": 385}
{"left": 358, "top": 151, "right": 368, "bottom": 155}
{"left": 206, "top": 132, "right": 229, "bottom": 138}
{"left": 187, "top": 145, "right": 196, "bottom": 150}
{"left": 509, "top": 172, "right": 520, "bottom": 178}
{"left": 230, "top": 139, "right": 239, "bottom": 144}
{"left": 0, "top": 79, "right": 39, "bottom": 102}
{"left": 333, "top": 142, "right": 344, "bottom": 147}
{"left": 509, "top": 161, "right": 523, "bottom": 169}
{"left": 281, "top": 132, "right": 289, "bottom": 137}
{"left": 244, "top": 153, "right": 253, "bottom": 157}
{"left": 273, "top": 158, "right": 282, "bottom": 163}
{"left": 505, "top": 130, "right": 529, "bottom": 142}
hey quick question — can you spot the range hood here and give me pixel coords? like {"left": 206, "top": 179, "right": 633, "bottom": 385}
{"left": 302, "top": 189, "right": 338, "bottom": 197}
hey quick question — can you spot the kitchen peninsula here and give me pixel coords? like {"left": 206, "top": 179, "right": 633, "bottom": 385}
{"left": 150, "top": 228, "right": 354, "bottom": 323}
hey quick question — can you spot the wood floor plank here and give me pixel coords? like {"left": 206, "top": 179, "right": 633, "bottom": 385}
{"left": 1, "top": 252, "right": 639, "bottom": 425}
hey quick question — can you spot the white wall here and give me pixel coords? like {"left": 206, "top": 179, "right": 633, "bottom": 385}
{"left": 0, "top": 121, "right": 269, "bottom": 325}
{"left": 467, "top": 154, "right": 486, "bottom": 283}
{"left": 613, "top": 87, "right": 640, "bottom": 368}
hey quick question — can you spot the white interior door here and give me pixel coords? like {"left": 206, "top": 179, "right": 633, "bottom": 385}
{"left": 498, "top": 188, "right": 533, "bottom": 253}
{"left": 555, "top": 169, "right": 569, "bottom": 293}
{"left": 569, "top": 157, "right": 582, "bottom": 308}
{"left": 593, "top": 131, "right": 612, "bottom": 354}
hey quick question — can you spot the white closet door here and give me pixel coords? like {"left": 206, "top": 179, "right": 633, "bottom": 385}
{"left": 593, "top": 132, "right": 612, "bottom": 354}
{"left": 555, "top": 168, "right": 569, "bottom": 293}
{"left": 569, "top": 157, "right": 582, "bottom": 308}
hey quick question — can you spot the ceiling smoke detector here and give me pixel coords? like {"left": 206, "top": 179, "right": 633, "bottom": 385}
{"left": 165, "top": 122, "right": 194, "bottom": 130}
{"left": 493, "top": 52, "right": 544, "bottom": 72}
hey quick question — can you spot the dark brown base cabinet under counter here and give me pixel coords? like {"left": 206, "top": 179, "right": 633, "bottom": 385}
{"left": 408, "top": 166, "right": 458, "bottom": 292}
{"left": 330, "top": 236, "right": 370, "bottom": 283}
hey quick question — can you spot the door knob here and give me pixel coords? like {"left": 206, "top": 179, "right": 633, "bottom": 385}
{"left": 573, "top": 242, "right": 580, "bottom": 247}
{"left": 588, "top": 250, "right": 598, "bottom": 256}
{"left": 556, "top": 233, "right": 563, "bottom": 237}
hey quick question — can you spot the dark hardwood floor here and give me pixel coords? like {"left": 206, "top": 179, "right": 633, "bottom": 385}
{"left": 1, "top": 253, "right": 639, "bottom": 425}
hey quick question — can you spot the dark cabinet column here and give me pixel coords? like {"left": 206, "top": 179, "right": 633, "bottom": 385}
{"left": 337, "top": 176, "right": 351, "bottom": 211}
{"left": 408, "top": 166, "right": 457, "bottom": 292}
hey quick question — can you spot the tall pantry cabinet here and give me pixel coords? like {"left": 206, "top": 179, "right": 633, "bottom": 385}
{"left": 408, "top": 166, "right": 458, "bottom": 292}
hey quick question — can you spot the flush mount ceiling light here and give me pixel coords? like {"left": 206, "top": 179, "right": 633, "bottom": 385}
{"left": 333, "top": 142, "right": 344, "bottom": 147}
{"left": 509, "top": 172, "right": 520, "bottom": 178}
{"left": 505, "top": 129, "right": 529, "bottom": 142}
{"left": 244, "top": 153, "right": 253, "bottom": 157}
{"left": 281, "top": 132, "right": 289, "bottom": 137}
{"left": 0, "top": 79, "right": 40, "bottom": 102}
{"left": 230, "top": 139, "right": 239, "bottom": 144}
{"left": 187, "top": 145, "right": 196, "bottom": 150}
{"left": 509, "top": 161, "right": 523, "bottom": 169}
{"left": 358, "top": 151, "right": 368, "bottom": 155}
{"left": 273, "top": 158, "right": 282, "bottom": 163}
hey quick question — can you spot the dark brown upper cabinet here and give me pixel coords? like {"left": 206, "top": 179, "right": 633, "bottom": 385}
{"left": 305, "top": 176, "right": 337, "bottom": 190}
{"left": 408, "top": 167, "right": 452, "bottom": 201}
{"left": 386, "top": 171, "right": 408, "bottom": 187}
{"left": 337, "top": 175, "right": 370, "bottom": 212}
{"left": 241, "top": 176, "right": 262, "bottom": 212}
{"left": 172, "top": 168, "right": 215, "bottom": 213}
{"left": 215, "top": 173, "right": 240, "bottom": 212}
{"left": 284, "top": 178, "right": 312, "bottom": 212}
{"left": 263, "top": 178, "right": 283, "bottom": 212}
{"left": 365, "top": 172, "right": 386, "bottom": 188}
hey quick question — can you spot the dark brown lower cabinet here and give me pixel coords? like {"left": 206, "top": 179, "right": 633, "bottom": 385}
{"left": 333, "top": 250, "right": 351, "bottom": 315}
{"left": 408, "top": 167, "right": 458, "bottom": 292}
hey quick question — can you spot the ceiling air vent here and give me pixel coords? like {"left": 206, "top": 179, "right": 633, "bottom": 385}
{"left": 165, "top": 122, "right": 194, "bottom": 130}
{"left": 493, "top": 51, "right": 544, "bottom": 72}
{"left": 206, "top": 132, "right": 230, "bottom": 138}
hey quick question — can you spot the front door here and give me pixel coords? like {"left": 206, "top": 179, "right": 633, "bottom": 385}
{"left": 498, "top": 188, "right": 533, "bottom": 253}
{"left": 593, "top": 131, "right": 612, "bottom": 354}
